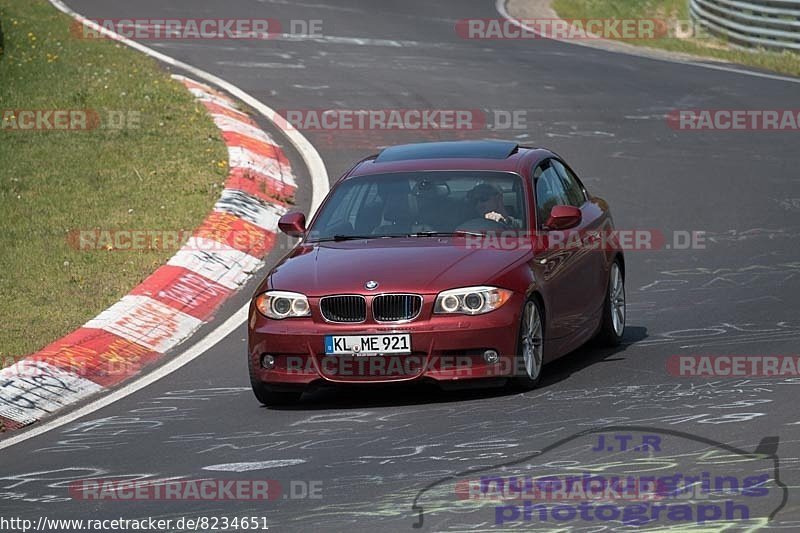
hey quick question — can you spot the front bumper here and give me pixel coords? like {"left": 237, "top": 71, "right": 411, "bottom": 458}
{"left": 247, "top": 293, "right": 524, "bottom": 386}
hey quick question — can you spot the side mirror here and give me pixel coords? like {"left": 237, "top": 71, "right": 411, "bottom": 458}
{"left": 545, "top": 205, "right": 582, "bottom": 231}
{"left": 278, "top": 211, "right": 306, "bottom": 238}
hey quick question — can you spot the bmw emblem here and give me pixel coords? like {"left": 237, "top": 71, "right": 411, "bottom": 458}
{"left": 365, "top": 280, "right": 379, "bottom": 290}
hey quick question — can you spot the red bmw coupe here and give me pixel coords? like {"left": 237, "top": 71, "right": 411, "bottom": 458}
{"left": 248, "top": 141, "right": 625, "bottom": 404}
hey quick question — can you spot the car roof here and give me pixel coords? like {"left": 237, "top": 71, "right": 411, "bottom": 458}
{"left": 375, "top": 140, "right": 519, "bottom": 162}
{"left": 346, "top": 140, "right": 551, "bottom": 178}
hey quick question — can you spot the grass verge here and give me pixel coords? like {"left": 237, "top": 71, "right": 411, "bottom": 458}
{"left": 552, "top": 0, "right": 800, "bottom": 77}
{"left": 0, "top": 1, "right": 229, "bottom": 361}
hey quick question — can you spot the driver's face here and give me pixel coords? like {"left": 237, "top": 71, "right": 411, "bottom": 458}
{"left": 478, "top": 193, "right": 503, "bottom": 213}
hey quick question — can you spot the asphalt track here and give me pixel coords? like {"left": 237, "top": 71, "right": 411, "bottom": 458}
{"left": 2, "top": 0, "right": 800, "bottom": 531}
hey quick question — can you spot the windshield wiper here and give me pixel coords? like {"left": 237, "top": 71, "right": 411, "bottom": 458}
{"left": 311, "top": 234, "right": 382, "bottom": 242}
{"left": 311, "top": 234, "right": 414, "bottom": 243}
{"left": 311, "top": 231, "right": 484, "bottom": 243}
{"left": 408, "top": 231, "right": 484, "bottom": 238}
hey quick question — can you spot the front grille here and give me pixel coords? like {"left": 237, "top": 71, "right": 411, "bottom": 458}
{"left": 320, "top": 295, "right": 367, "bottom": 322}
{"left": 373, "top": 294, "right": 422, "bottom": 322}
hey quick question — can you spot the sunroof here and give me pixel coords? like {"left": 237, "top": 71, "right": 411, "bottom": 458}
{"left": 375, "top": 140, "right": 519, "bottom": 163}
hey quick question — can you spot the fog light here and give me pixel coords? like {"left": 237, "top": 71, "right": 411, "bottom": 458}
{"left": 261, "top": 354, "right": 276, "bottom": 369}
{"left": 483, "top": 350, "right": 500, "bottom": 364}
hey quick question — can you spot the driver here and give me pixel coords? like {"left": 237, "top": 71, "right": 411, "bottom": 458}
{"left": 467, "top": 183, "right": 523, "bottom": 229}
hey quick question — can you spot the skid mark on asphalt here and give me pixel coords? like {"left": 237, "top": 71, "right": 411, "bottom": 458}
{"left": 640, "top": 263, "right": 800, "bottom": 293}
{"left": 637, "top": 321, "right": 800, "bottom": 349}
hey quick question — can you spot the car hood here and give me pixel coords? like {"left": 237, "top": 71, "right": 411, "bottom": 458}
{"left": 267, "top": 238, "right": 530, "bottom": 296}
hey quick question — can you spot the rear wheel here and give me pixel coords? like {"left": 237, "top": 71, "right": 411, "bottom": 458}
{"left": 248, "top": 359, "right": 302, "bottom": 406}
{"left": 513, "top": 298, "right": 544, "bottom": 390}
{"left": 596, "top": 259, "right": 626, "bottom": 346}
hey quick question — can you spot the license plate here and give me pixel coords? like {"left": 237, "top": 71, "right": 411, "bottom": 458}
{"left": 324, "top": 334, "right": 411, "bottom": 355}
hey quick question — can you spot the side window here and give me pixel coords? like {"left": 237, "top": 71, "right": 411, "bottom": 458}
{"left": 533, "top": 160, "right": 569, "bottom": 228}
{"left": 552, "top": 160, "right": 586, "bottom": 207}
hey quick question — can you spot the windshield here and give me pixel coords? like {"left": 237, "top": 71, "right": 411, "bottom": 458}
{"left": 307, "top": 171, "right": 528, "bottom": 241}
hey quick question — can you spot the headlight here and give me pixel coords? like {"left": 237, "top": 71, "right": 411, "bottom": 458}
{"left": 255, "top": 291, "right": 311, "bottom": 319}
{"left": 434, "top": 286, "right": 513, "bottom": 315}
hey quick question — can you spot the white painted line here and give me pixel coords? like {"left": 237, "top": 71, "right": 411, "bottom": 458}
{"left": 0, "top": 1, "right": 330, "bottom": 450}
{"left": 0, "top": 306, "right": 248, "bottom": 451}
{"left": 496, "top": 0, "right": 800, "bottom": 85}
{"left": 203, "top": 459, "right": 307, "bottom": 472}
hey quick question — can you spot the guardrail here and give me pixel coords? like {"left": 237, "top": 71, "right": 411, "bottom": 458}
{"left": 690, "top": 0, "right": 800, "bottom": 52}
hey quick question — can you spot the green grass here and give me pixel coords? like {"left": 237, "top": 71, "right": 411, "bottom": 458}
{"left": 552, "top": 0, "right": 800, "bottom": 77}
{"left": 0, "top": 0, "right": 229, "bottom": 361}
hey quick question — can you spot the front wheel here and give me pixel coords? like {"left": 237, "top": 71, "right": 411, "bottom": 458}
{"left": 512, "top": 298, "right": 545, "bottom": 390}
{"left": 596, "top": 259, "right": 626, "bottom": 346}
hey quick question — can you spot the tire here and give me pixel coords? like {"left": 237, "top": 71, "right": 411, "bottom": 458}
{"left": 596, "top": 258, "right": 626, "bottom": 347}
{"left": 248, "top": 358, "right": 302, "bottom": 406}
{"left": 512, "top": 298, "right": 545, "bottom": 390}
